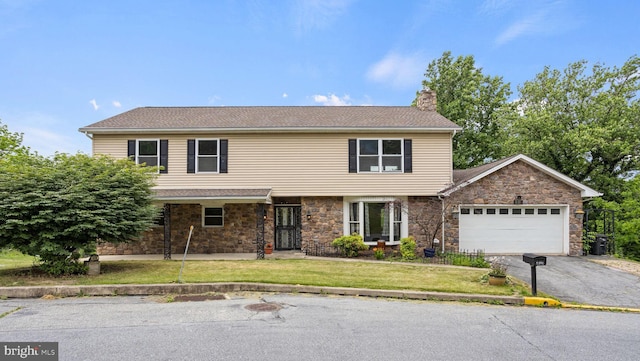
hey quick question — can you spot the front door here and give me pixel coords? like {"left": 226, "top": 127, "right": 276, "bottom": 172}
{"left": 275, "top": 206, "right": 301, "bottom": 250}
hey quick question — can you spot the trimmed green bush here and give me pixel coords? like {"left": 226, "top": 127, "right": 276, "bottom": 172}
{"left": 400, "top": 236, "right": 417, "bottom": 260}
{"left": 332, "top": 234, "right": 368, "bottom": 257}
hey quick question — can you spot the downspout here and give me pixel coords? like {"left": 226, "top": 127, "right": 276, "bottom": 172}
{"left": 437, "top": 194, "right": 446, "bottom": 253}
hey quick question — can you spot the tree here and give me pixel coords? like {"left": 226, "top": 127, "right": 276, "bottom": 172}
{"left": 505, "top": 56, "right": 640, "bottom": 201}
{"left": 589, "top": 178, "right": 640, "bottom": 260}
{"left": 415, "top": 51, "right": 513, "bottom": 169}
{"left": 0, "top": 119, "right": 27, "bottom": 158}
{"left": 0, "top": 152, "right": 159, "bottom": 275}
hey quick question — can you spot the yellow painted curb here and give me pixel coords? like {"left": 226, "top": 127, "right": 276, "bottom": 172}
{"left": 561, "top": 304, "right": 640, "bottom": 313}
{"left": 523, "top": 297, "right": 561, "bottom": 307}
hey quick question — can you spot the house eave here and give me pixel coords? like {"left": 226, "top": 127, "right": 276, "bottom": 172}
{"left": 78, "top": 126, "right": 461, "bottom": 135}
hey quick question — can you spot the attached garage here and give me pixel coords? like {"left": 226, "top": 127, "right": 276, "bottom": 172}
{"left": 458, "top": 205, "right": 567, "bottom": 254}
{"left": 439, "top": 154, "right": 602, "bottom": 256}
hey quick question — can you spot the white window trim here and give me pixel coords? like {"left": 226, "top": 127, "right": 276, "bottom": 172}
{"left": 136, "top": 139, "right": 160, "bottom": 173}
{"left": 202, "top": 205, "right": 224, "bottom": 227}
{"left": 357, "top": 138, "right": 404, "bottom": 173}
{"left": 196, "top": 138, "right": 220, "bottom": 173}
{"left": 343, "top": 196, "right": 408, "bottom": 245}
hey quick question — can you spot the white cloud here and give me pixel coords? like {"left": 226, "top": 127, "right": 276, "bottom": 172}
{"left": 2, "top": 111, "right": 91, "bottom": 156}
{"left": 493, "top": 1, "right": 575, "bottom": 46}
{"left": 89, "top": 99, "right": 99, "bottom": 110}
{"left": 293, "top": 0, "right": 353, "bottom": 34}
{"left": 207, "top": 95, "right": 221, "bottom": 105}
{"left": 495, "top": 11, "right": 544, "bottom": 45}
{"left": 112, "top": 101, "right": 122, "bottom": 108}
{"left": 366, "top": 52, "right": 425, "bottom": 89}
{"left": 312, "top": 93, "right": 351, "bottom": 106}
{"left": 282, "top": 93, "right": 288, "bottom": 98}
{"left": 479, "top": 0, "right": 516, "bottom": 16}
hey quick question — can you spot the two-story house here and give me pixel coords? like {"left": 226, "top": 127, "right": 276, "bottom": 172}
{"left": 79, "top": 91, "right": 600, "bottom": 257}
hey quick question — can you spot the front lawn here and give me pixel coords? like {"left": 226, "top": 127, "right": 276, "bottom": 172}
{"left": 0, "top": 251, "right": 530, "bottom": 296}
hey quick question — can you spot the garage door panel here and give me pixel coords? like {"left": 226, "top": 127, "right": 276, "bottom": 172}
{"left": 459, "top": 207, "right": 565, "bottom": 254}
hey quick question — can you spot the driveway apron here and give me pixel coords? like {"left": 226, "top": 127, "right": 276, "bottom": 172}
{"left": 505, "top": 255, "right": 640, "bottom": 308}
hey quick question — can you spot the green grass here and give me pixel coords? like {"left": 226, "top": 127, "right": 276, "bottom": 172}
{"left": 0, "top": 249, "right": 36, "bottom": 270}
{"left": 0, "top": 252, "right": 528, "bottom": 296}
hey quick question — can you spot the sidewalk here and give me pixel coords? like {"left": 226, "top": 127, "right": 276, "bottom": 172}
{"left": 95, "top": 250, "right": 307, "bottom": 261}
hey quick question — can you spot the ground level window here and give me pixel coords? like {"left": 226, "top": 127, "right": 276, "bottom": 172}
{"left": 203, "top": 207, "right": 224, "bottom": 227}
{"left": 345, "top": 198, "right": 405, "bottom": 243}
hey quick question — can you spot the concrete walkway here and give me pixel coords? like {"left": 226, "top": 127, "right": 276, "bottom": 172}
{"left": 95, "top": 250, "right": 307, "bottom": 261}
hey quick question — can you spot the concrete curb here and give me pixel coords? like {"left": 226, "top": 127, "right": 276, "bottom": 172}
{"left": 0, "top": 283, "right": 524, "bottom": 305}
{"left": 523, "top": 296, "right": 640, "bottom": 313}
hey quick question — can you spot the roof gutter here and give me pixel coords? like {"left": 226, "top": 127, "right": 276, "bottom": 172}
{"left": 78, "top": 126, "right": 462, "bottom": 135}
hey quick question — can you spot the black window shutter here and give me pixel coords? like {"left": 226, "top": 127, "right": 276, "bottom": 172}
{"left": 404, "top": 139, "right": 412, "bottom": 173}
{"left": 187, "top": 139, "right": 196, "bottom": 173}
{"left": 348, "top": 139, "right": 357, "bottom": 173}
{"left": 219, "top": 139, "right": 228, "bottom": 173}
{"left": 127, "top": 140, "right": 136, "bottom": 161}
{"left": 160, "top": 140, "right": 168, "bottom": 174}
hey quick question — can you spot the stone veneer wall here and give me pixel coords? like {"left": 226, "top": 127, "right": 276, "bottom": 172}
{"left": 301, "top": 196, "right": 344, "bottom": 252}
{"left": 407, "top": 196, "right": 443, "bottom": 250}
{"left": 97, "top": 203, "right": 261, "bottom": 255}
{"left": 442, "top": 160, "right": 585, "bottom": 256}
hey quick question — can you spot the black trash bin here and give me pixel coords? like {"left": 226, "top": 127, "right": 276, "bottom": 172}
{"left": 590, "top": 234, "right": 608, "bottom": 255}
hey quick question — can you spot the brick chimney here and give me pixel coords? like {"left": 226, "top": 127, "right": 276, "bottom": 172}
{"left": 416, "top": 89, "right": 437, "bottom": 111}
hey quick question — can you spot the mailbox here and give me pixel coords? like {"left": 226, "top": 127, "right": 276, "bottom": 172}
{"left": 522, "top": 253, "right": 547, "bottom": 296}
{"left": 523, "top": 253, "right": 547, "bottom": 266}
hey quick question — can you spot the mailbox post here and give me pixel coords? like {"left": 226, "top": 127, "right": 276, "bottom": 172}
{"left": 522, "top": 253, "right": 547, "bottom": 296}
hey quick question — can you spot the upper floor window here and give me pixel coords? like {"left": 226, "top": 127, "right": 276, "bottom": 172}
{"left": 348, "top": 138, "right": 412, "bottom": 174}
{"left": 137, "top": 140, "right": 159, "bottom": 167}
{"left": 358, "top": 139, "right": 403, "bottom": 173}
{"left": 197, "top": 139, "right": 219, "bottom": 173}
{"left": 127, "top": 139, "right": 168, "bottom": 174}
{"left": 188, "top": 139, "right": 228, "bottom": 174}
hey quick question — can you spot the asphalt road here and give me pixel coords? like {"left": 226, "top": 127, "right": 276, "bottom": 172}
{"left": 1, "top": 294, "right": 639, "bottom": 361}
{"left": 505, "top": 256, "right": 640, "bottom": 308}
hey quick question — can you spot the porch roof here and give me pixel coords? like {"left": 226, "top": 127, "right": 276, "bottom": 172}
{"left": 153, "top": 188, "right": 272, "bottom": 204}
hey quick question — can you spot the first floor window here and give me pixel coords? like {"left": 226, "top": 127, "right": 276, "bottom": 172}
{"left": 203, "top": 207, "right": 224, "bottom": 227}
{"left": 345, "top": 198, "right": 406, "bottom": 243}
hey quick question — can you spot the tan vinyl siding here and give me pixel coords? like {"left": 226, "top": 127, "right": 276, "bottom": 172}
{"left": 92, "top": 132, "right": 453, "bottom": 196}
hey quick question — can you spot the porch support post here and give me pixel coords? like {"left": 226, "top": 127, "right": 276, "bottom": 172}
{"left": 163, "top": 203, "right": 172, "bottom": 260}
{"left": 256, "top": 203, "right": 266, "bottom": 259}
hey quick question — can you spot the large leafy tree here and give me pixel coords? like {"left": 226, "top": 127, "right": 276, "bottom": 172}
{"left": 505, "top": 56, "right": 640, "bottom": 201}
{"left": 0, "top": 152, "right": 159, "bottom": 275}
{"left": 415, "top": 51, "right": 513, "bottom": 169}
{"left": 0, "top": 119, "right": 26, "bottom": 158}
{"left": 589, "top": 177, "right": 640, "bottom": 260}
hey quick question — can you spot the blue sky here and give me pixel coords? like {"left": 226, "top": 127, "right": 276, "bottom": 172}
{"left": 1, "top": 0, "right": 638, "bottom": 155}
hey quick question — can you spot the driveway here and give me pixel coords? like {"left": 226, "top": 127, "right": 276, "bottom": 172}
{"left": 505, "top": 255, "right": 640, "bottom": 308}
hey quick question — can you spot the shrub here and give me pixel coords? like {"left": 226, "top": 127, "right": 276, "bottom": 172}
{"left": 373, "top": 248, "right": 385, "bottom": 260}
{"left": 400, "top": 236, "right": 417, "bottom": 260}
{"left": 332, "top": 234, "right": 368, "bottom": 257}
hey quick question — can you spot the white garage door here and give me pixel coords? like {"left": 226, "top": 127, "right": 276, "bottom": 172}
{"left": 459, "top": 206, "right": 566, "bottom": 254}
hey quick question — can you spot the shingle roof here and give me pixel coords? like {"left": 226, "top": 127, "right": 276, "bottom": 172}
{"left": 154, "top": 188, "right": 272, "bottom": 202}
{"left": 79, "top": 106, "right": 460, "bottom": 133}
{"left": 441, "top": 154, "right": 602, "bottom": 198}
{"left": 451, "top": 155, "right": 519, "bottom": 185}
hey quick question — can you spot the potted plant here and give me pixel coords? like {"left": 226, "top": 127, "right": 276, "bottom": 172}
{"left": 487, "top": 256, "right": 508, "bottom": 285}
{"left": 265, "top": 243, "right": 273, "bottom": 254}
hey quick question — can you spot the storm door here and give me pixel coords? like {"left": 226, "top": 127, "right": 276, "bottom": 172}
{"left": 275, "top": 206, "right": 301, "bottom": 250}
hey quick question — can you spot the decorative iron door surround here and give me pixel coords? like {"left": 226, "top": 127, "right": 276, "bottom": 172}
{"left": 275, "top": 206, "right": 301, "bottom": 250}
